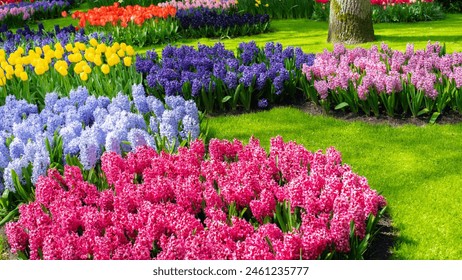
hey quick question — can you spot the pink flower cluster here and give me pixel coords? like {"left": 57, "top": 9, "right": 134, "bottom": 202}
{"left": 158, "top": 0, "right": 236, "bottom": 10}
{"left": 6, "top": 137, "right": 385, "bottom": 260}
{"left": 302, "top": 42, "right": 462, "bottom": 101}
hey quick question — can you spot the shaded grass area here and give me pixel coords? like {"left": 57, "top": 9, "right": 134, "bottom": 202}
{"left": 206, "top": 106, "right": 462, "bottom": 260}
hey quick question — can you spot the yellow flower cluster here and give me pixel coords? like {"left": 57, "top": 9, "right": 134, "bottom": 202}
{"left": 254, "top": 0, "right": 269, "bottom": 7}
{"left": 0, "top": 39, "right": 136, "bottom": 85}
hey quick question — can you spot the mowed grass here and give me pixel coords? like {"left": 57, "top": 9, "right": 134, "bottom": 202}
{"left": 206, "top": 107, "right": 462, "bottom": 260}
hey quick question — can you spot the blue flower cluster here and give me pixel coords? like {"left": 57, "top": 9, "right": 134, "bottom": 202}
{"left": 137, "top": 41, "right": 315, "bottom": 111}
{"left": 176, "top": 8, "right": 270, "bottom": 31}
{"left": 0, "top": 85, "right": 200, "bottom": 193}
{"left": 0, "top": 23, "right": 112, "bottom": 55}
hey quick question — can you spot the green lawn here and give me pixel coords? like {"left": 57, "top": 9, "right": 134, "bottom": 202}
{"left": 206, "top": 107, "right": 462, "bottom": 260}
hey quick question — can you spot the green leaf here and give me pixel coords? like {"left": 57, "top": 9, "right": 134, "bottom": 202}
{"left": 334, "top": 102, "right": 349, "bottom": 110}
{"left": 0, "top": 207, "right": 19, "bottom": 226}
{"left": 222, "top": 96, "right": 232, "bottom": 103}
{"left": 429, "top": 112, "right": 440, "bottom": 124}
{"left": 417, "top": 108, "right": 429, "bottom": 116}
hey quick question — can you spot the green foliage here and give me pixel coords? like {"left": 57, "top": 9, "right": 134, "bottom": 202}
{"left": 311, "top": 1, "right": 445, "bottom": 23}
{"left": 178, "top": 18, "right": 270, "bottom": 40}
{"left": 236, "top": 0, "right": 314, "bottom": 19}
{"left": 435, "top": 0, "right": 462, "bottom": 13}
{"left": 84, "top": 18, "right": 179, "bottom": 48}
{"left": 372, "top": 1, "right": 445, "bottom": 23}
{"left": 311, "top": 1, "right": 329, "bottom": 22}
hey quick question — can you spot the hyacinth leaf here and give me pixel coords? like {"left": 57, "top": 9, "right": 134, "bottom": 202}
{"left": 239, "top": 207, "right": 248, "bottom": 218}
{"left": 417, "top": 108, "right": 429, "bottom": 116}
{"left": 429, "top": 112, "right": 441, "bottom": 124}
{"left": 334, "top": 102, "right": 349, "bottom": 110}
{"left": 65, "top": 154, "right": 84, "bottom": 170}
{"left": 264, "top": 236, "right": 276, "bottom": 255}
{"left": 11, "top": 170, "right": 27, "bottom": 203}
{"left": 222, "top": 96, "right": 232, "bottom": 103}
{"left": 0, "top": 206, "right": 18, "bottom": 227}
{"left": 0, "top": 205, "right": 19, "bottom": 227}
{"left": 17, "top": 251, "right": 28, "bottom": 260}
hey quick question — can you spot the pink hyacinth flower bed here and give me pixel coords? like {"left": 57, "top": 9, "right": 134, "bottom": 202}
{"left": 5, "top": 136, "right": 386, "bottom": 260}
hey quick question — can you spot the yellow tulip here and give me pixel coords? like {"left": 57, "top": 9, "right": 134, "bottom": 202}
{"left": 79, "top": 72, "right": 88, "bottom": 81}
{"left": 55, "top": 49, "right": 63, "bottom": 59}
{"left": 0, "top": 76, "right": 6, "bottom": 86}
{"left": 107, "top": 53, "right": 120, "bottom": 67}
{"left": 117, "top": 49, "right": 125, "bottom": 58}
{"left": 101, "top": 64, "right": 110, "bottom": 75}
{"left": 84, "top": 49, "right": 95, "bottom": 62}
{"left": 34, "top": 47, "right": 43, "bottom": 56}
{"left": 5, "top": 65, "right": 14, "bottom": 76}
{"left": 93, "top": 55, "right": 103, "bottom": 66}
{"left": 0, "top": 61, "right": 9, "bottom": 70}
{"left": 96, "top": 44, "right": 107, "bottom": 54}
{"left": 15, "top": 47, "right": 24, "bottom": 55}
{"left": 112, "top": 42, "right": 120, "bottom": 51}
{"left": 65, "top": 43, "right": 73, "bottom": 52}
{"left": 120, "top": 42, "right": 127, "bottom": 51}
{"left": 7, "top": 55, "right": 18, "bottom": 66}
{"left": 74, "top": 62, "right": 84, "bottom": 74}
{"left": 76, "top": 42, "right": 86, "bottom": 51}
{"left": 54, "top": 42, "right": 63, "bottom": 51}
{"left": 21, "top": 55, "right": 31, "bottom": 65}
{"left": 68, "top": 53, "right": 83, "bottom": 63}
{"left": 0, "top": 49, "right": 6, "bottom": 59}
{"left": 89, "top": 38, "right": 98, "bottom": 47}
{"left": 54, "top": 60, "right": 68, "bottom": 71}
{"left": 14, "top": 66, "right": 23, "bottom": 78}
{"left": 58, "top": 68, "right": 68, "bottom": 76}
{"left": 123, "top": 56, "right": 132, "bottom": 67}
{"left": 20, "top": 71, "right": 28, "bottom": 81}
{"left": 83, "top": 65, "right": 92, "bottom": 74}
{"left": 34, "top": 65, "right": 46, "bottom": 76}
{"left": 15, "top": 64, "right": 24, "bottom": 72}
{"left": 42, "top": 45, "right": 51, "bottom": 53}
{"left": 126, "top": 46, "right": 135, "bottom": 56}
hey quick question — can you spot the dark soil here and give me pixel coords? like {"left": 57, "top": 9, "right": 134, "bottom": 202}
{"left": 365, "top": 213, "right": 397, "bottom": 260}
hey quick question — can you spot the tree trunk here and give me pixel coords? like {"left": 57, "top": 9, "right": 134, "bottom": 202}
{"left": 327, "top": 0, "right": 375, "bottom": 44}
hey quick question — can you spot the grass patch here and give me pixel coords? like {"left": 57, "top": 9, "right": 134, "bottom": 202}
{"left": 206, "top": 106, "right": 462, "bottom": 260}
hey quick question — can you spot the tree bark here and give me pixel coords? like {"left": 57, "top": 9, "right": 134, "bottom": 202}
{"left": 327, "top": 0, "right": 375, "bottom": 44}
